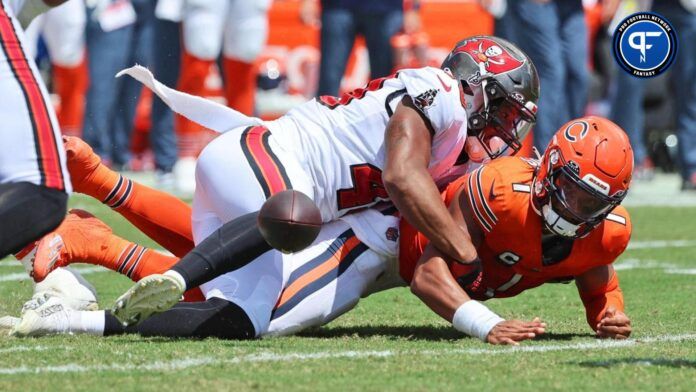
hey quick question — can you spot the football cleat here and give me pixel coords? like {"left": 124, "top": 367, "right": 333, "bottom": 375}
{"left": 32, "top": 209, "right": 113, "bottom": 282}
{"left": 0, "top": 316, "right": 19, "bottom": 334}
{"left": 12, "top": 296, "right": 75, "bottom": 337}
{"left": 111, "top": 274, "right": 184, "bottom": 326}
{"left": 34, "top": 268, "right": 99, "bottom": 311}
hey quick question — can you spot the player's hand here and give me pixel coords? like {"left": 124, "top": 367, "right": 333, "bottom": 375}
{"left": 486, "top": 317, "right": 546, "bottom": 345}
{"left": 596, "top": 307, "right": 631, "bottom": 339}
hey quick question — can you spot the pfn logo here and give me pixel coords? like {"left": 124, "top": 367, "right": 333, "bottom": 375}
{"left": 612, "top": 13, "right": 677, "bottom": 78}
{"left": 628, "top": 31, "right": 663, "bottom": 63}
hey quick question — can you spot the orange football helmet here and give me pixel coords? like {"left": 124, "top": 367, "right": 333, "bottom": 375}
{"left": 533, "top": 116, "right": 634, "bottom": 238}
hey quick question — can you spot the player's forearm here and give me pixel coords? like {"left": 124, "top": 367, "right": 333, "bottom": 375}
{"left": 384, "top": 167, "right": 477, "bottom": 263}
{"left": 576, "top": 266, "right": 625, "bottom": 329}
{"left": 579, "top": 284, "right": 625, "bottom": 330}
{"left": 410, "top": 254, "right": 471, "bottom": 321}
{"left": 411, "top": 251, "right": 504, "bottom": 341}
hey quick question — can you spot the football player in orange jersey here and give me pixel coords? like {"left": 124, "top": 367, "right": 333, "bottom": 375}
{"left": 11, "top": 117, "right": 632, "bottom": 345}
{"left": 402, "top": 115, "right": 634, "bottom": 344}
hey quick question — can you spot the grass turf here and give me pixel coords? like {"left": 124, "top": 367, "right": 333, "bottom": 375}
{"left": 0, "top": 196, "right": 694, "bottom": 391}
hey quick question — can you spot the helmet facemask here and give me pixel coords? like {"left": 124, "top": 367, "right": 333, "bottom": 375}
{"left": 536, "top": 149, "right": 626, "bottom": 238}
{"left": 465, "top": 75, "right": 537, "bottom": 162}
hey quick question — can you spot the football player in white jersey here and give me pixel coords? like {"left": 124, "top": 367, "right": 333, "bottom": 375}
{"left": 0, "top": 0, "right": 72, "bottom": 259}
{"left": 32, "top": 36, "right": 540, "bottom": 336}
{"left": 120, "top": 36, "right": 539, "bottom": 326}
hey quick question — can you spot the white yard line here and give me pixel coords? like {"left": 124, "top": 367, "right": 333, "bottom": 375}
{"left": 627, "top": 239, "right": 696, "bottom": 250}
{"left": 0, "top": 266, "right": 107, "bottom": 282}
{"left": 665, "top": 268, "right": 696, "bottom": 275}
{"left": 0, "top": 334, "right": 693, "bottom": 375}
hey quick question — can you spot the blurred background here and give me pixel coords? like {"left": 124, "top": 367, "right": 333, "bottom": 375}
{"left": 27, "top": 0, "right": 696, "bottom": 203}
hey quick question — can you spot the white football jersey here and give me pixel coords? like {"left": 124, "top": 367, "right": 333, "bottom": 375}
{"left": 267, "top": 67, "right": 469, "bottom": 221}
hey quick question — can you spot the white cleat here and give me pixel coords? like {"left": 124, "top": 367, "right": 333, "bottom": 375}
{"left": 111, "top": 274, "right": 184, "bottom": 327}
{"left": 12, "top": 296, "right": 74, "bottom": 337}
{"left": 0, "top": 316, "right": 20, "bottom": 334}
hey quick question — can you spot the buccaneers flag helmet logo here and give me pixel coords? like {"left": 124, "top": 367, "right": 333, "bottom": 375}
{"left": 454, "top": 38, "right": 525, "bottom": 75}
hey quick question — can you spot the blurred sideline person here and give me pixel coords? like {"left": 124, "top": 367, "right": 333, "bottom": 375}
{"left": 147, "top": 0, "right": 181, "bottom": 187}
{"left": 174, "top": 0, "right": 271, "bottom": 192}
{"left": 504, "top": 0, "right": 589, "bottom": 151}
{"left": 82, "top": 0, "right": 155, "bottom": 169}
{"left": 0, "top": 0, "right": 71, "bottom": 259}
{"left": 12, "top": 117, "right": 632, "bottom": 344}
{"left": 300, "top": 0, "right": 421, "bottom": 97}
{"left": 24, "top": 0, "right": 87, "bottom": 137}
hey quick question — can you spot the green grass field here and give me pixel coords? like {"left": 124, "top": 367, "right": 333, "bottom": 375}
{"left": 0, "top": 196, "right": 694, "bottom": 391}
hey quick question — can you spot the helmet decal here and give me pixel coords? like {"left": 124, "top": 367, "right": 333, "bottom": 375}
{"left": 582, "top": 173, "right": 611, "bottom": 196}
{"left": 563, "top": 121, "right": 589, "bottom": 142}
{"left": 453, "top": 38, "right": 525, "bottom": 75}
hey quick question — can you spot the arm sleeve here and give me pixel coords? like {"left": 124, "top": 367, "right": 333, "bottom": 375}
{"left": 398, "top": 68, "right": 462, "bottom": 136}
{"left": 578, "top": 270, "right": 625, "bottom": 331}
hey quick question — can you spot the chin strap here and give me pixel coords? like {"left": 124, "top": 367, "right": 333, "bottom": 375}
{"left": 541, "top": 204, "right": 580, "bottom": 238}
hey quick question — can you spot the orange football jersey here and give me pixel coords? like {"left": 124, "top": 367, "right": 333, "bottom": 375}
{"left": 398, "top": 156, "right": 632, "bottom": 301}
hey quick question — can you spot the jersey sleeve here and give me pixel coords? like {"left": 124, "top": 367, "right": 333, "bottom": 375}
{"left": 397, "top": 67, "right": 467, "bottom": 136}
{"left": 600, "top": 207, "right": 632, "bottom": 263}
{"left": 457, "top": 165, "right": 507, "bottom": 234}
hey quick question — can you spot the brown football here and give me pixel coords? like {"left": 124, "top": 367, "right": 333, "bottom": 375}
{"left": 258, "top": 190, "right": 322, "bottom": 253}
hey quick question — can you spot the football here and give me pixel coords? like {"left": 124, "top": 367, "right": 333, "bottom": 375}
{"left": 258, "top": 190, "right": 322, "bottom": 253}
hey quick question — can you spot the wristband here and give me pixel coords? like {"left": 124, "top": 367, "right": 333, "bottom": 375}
{"left": 452, "top": 300, "right": 504, "bottom": 341}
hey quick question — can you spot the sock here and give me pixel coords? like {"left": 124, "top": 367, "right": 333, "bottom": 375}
{"left": 117, "top": 180, "right": 194, "bottom": 258}
{"left": 53, "top": 59, "right": 87, "bottom": 137}
{"left": 223, "top": 58, "right": 256, "bottom": 116}
{"left": 71, "top": 310, "right": 106, "bottom": 336}
{"left": 74, "top": 162, "right": 194, "bottom": 257}
{"left": 103, "top": 311, "right": 126, "bottom": 335}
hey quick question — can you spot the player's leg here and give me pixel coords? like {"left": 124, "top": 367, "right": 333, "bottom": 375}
{"left": 557, "top": 0, "right": 588, "bottom": 120}
{"left": 506, "top": 0, "right": 566, "bottom": 150}
{"left": 42, "top": 0, "right": 87, "bottom": 137}
{"left": 359, "top": 8, "right": 402, "bottom": 79}
{"left": 222, "top": 0, "right": 271, "bottom": 115}
{"left": 266, "top": 222, "right": 388, "bottom": 336}
{"left": 82, "top": 3, "right": 134, "bottom": 159}
{"left": 316, "top": 7, "right": 357, "bottom": 96}
{"left": 0, "top": 4, "right": 70, "bottom": 258}
{"left": 63, "top": 136, "right": 194, "bottom": 257}
{"left": 13, "top": 295, "right": 253, "bottom": 339}
{"left": 111, "top": 125, "right": 315, "bottom": 324}
{"left": 19, "top": 240, "right": 284, "bottom": 338}
{"left": 14, "top": 219, "right": 386, "bottom": 339}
